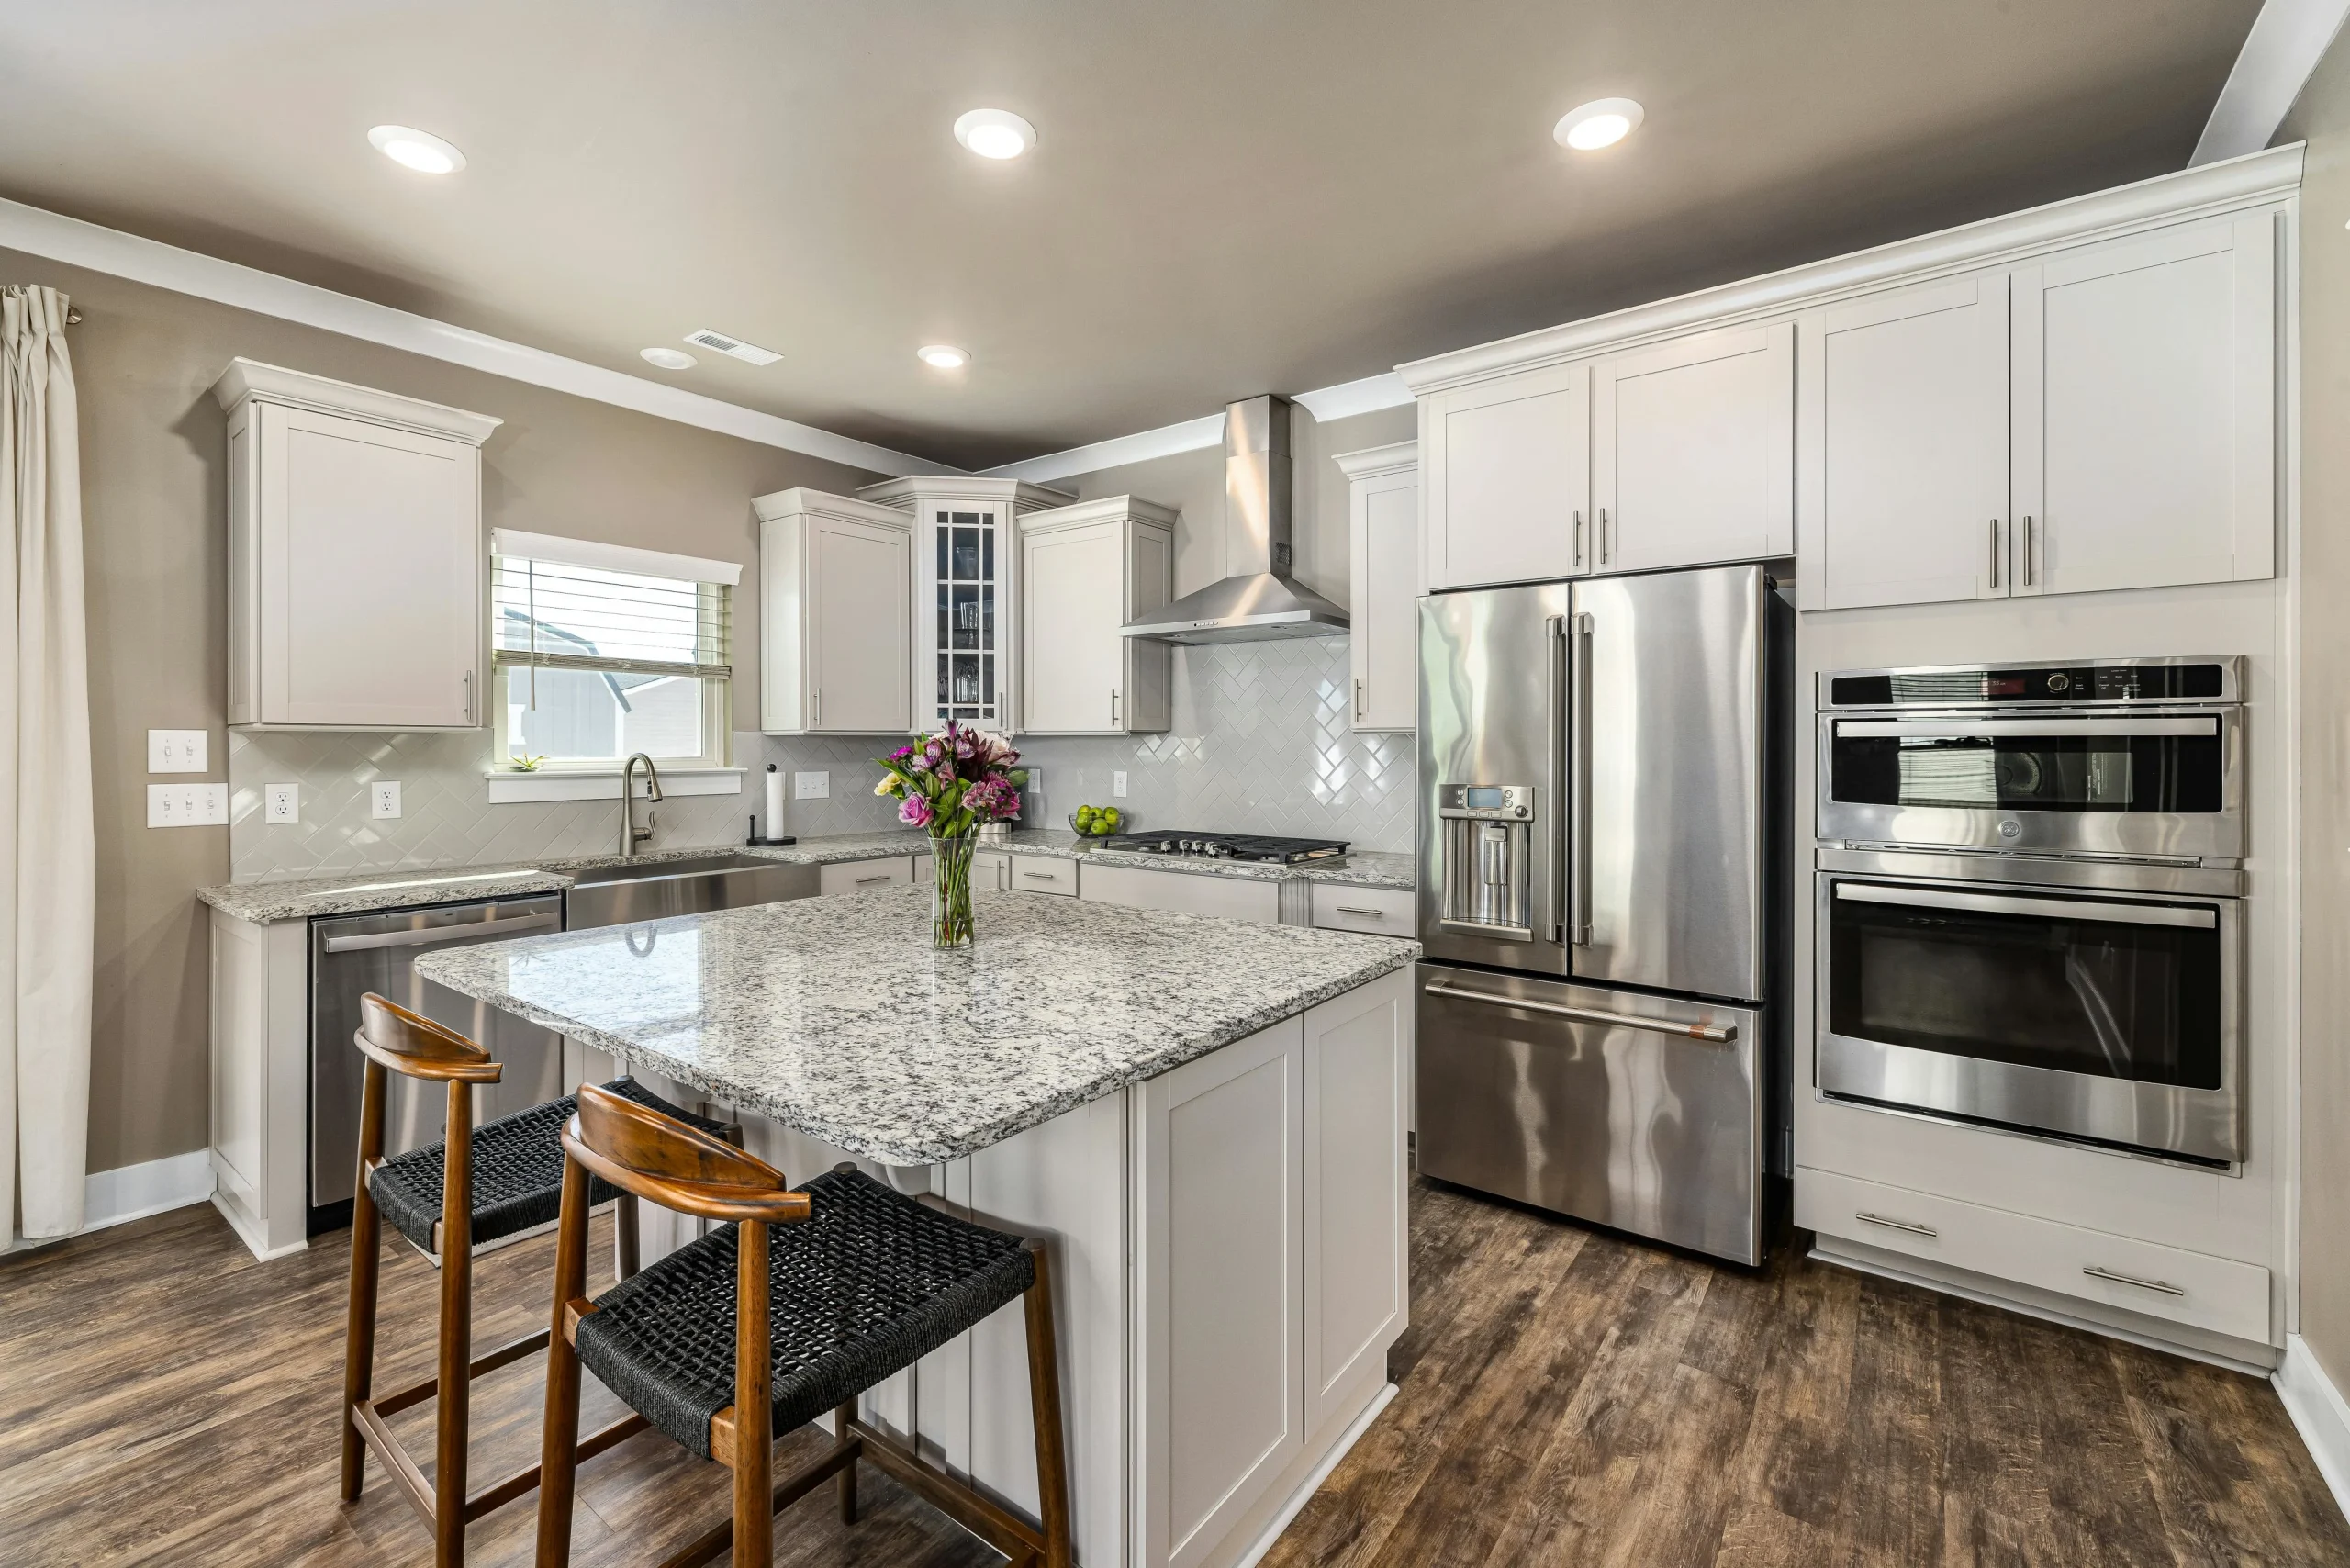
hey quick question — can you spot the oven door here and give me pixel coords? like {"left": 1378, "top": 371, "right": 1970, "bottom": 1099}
{"left": 1816, "top": 868, "right": 2242, "bottom": 1163}
{"left": 1818, "top": 710, "right": 2242, "bottom": 861}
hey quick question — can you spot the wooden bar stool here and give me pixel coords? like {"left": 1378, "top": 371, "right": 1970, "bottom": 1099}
{"left": 339, "top": 994, "right": 735, "bottom": 1566}
{"left": 535, "top": 1083, "right": 1073, "bottom": 1568}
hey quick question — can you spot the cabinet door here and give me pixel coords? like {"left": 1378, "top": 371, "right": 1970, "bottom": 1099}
{"left": 1349, "top": 470, "right": 1419, "bottom": 732}
{"left": 817, "top": 856, "right": 912, "bottom": 896}
{"left": 1594, "top": 321, "right": 1793, "bottom": 573}
{"left": 2011, "top": 212, "right": 2277, "bottom": 598}
{"left": 807, "top": 515, "right": 910, "bottom": 733}
{"left": 1422, "top": 364, "right": 1589, "bottom": 590}
{"left": 1134, "top": 1016, "right": 1304, "bottom": 1568}
{"left": 917, "top": 501, "right": 1011, "bottom": 729}
{"left": 1799, "top": 271, "right": 2009, "bottom": 610}
{"left": 1077, "top": 862, "right": 1282, "bottom": 924}
{"left": 1302, "top": 971, "right": 1409, "bottom": 1435}
{"left": 1022, "top": 521, "right": 1125, "bottom": 734}
{"left": 261, "top": 405, "right": 479, "bottom": 725}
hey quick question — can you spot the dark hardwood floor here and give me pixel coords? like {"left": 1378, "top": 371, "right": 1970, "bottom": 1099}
{"left": 2, "top": 1181, "right": 2342, "bottom": 1566}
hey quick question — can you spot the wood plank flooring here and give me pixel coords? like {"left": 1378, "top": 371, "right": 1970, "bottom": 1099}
{"left": 2, "top": 1180, "right": 2341, "bottom": 1566}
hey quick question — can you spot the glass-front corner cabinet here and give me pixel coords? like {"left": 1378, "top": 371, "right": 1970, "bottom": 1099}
{"left": 856, "top": 476, "right": 1076, "bottom": 733}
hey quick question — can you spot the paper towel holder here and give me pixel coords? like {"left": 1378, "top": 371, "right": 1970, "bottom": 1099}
{"left": 746, "top": 814, "right": 797, "bottom": 847}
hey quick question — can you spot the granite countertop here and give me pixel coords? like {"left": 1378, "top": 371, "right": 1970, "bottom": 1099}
{"left": 200, "top": 828, "right": 1414, "bottom": 924}
{"left": 415, "top": 883, "right": 1420, "bottom": 1166}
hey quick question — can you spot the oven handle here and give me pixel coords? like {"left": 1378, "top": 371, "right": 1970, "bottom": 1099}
{"left": 1423, "top": 979, "right": 1736, "bottom": 1043}
{"left": 1832, "top": 881, "right": 2216, "bottom": 929}
{"left": 1833, "top": 717, "right": 2218, "bottom": 739}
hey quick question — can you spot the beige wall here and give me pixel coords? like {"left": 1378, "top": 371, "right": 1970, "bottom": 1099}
{"left": 0, "top": 246, "right": 882, "bottom": 1176}
{"left": 2283, "top": 41, "right": 2350, "bottom": 1388}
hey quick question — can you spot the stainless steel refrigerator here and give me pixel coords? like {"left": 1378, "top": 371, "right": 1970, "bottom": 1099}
{"left": 1416, "top": 562, "right": 1786, "bottom": 1264}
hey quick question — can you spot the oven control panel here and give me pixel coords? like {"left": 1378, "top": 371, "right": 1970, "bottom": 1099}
{"left": 1826, "top": 658, "right": 2237, "bottom": 708}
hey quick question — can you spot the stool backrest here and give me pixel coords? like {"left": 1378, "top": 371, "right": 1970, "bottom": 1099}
{"left": 353, "top": 993, "right": 503, "bottom": 1083}
{"left": 564, "top": 1082, "right": 811, "bottom": 1226}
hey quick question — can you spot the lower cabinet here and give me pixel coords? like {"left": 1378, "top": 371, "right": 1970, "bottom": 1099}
{"left": 207, "top": 907, "right": 309, "bottom": 1260}
{"left": 973, "top": 848, "right": 1012, "bottom": 891}
{"left": 1306, "top": 881, "right": 1416, "bottom": 936}
{"left": 1009, "top": 854, "right": 1078, "bottom": 896}
{"left": 1078, "top": 862, "right": 1281, "bottom": 924}
{"left": 818, "top": 855, "right": 913, "bottom": 896}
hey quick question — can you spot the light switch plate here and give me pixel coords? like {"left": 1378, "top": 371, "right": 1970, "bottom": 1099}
{"left": 264, "top": 782, "right": 299, "bottom": 823}
{"left": 147, "top": 782, "right": 227, "bottom": 827}
{"left": 794, "top": 771, "right": 829, "bottom": 799}
{"left": 147, "top": 728, "right": 208, "bottom": 773}
{"left": 371, "top": 781, "right": 403, "bottom": 820}
{"left": 1113, "top": 771, "right": 1128, "bottom": 798}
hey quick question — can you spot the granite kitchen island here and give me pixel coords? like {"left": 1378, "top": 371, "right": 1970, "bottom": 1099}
{"left": 418, "top": 882, "right": 1419, "bottom": 1568}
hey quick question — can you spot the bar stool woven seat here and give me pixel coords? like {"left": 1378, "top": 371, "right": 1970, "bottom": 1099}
{"left": 575, "top": 1167, "right": 1035, "bottom": 1459}
{"left": 368, "top": 1079, "right": 729, "bottom": 1253}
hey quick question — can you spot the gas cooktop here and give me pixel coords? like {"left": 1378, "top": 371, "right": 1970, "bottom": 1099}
{"left": 1094, "top": 830, "right": 1349, "bottom": 864}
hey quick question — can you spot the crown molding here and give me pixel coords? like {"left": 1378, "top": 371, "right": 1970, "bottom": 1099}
{"left": 1018, "top": 493, "right": 1181, "bottom": 535}
{"left": 0, "top": 194, "right": 948, "bottom": 477}
{"left": 2193, "top": 0, "right": 2350, "bottom": 164}
{"left": 1292, "top": 372, "right": 1414, "bottom": 423}
{"left": 749, "top": 486, "right": 915, "bottom": 529}
{"left": 1398, "top": 143, "right": 2306, "bottom": 396}
{"left": 856, "top": 474, "right": 1076, "bottom": 512}
{"left": 1332, "top": 440, "right": 1417, "bottom": 482}
{"left": 978, "top": 371, "right": 1416, "bottom": 485}
{"left": 210, "top": 356, "right": 503, "bottom": 445}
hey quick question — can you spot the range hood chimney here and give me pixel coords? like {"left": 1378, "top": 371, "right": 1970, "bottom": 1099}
{"left": 1121, "top": 395, "right": 1349, "bottom": 645}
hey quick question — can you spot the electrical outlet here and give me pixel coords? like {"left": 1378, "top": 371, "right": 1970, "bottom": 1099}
{"left": 1113, "top": 771, "right": 1128, "bottom": 798}
{"left": 793, "top": 771, "right": 829, "bottom": 800}
{"left": 264, "top": 782, "right": 299, "bottom": 823}
{"left": 371, "top": 781, "right": 403, "bottom": 820}
{"left": 146, "top": 783, "right": 227, "bottom": 827}
{"left": 147, "top": 728, "right": 209, "bottom": 773}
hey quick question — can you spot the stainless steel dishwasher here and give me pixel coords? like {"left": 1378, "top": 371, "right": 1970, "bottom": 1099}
{"left": 308, "top": 895, "right": 565, "bottom": 1235}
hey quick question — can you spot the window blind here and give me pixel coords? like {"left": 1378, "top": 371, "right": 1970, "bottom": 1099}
{"left": 491, "top": 554, "right": 732, "bottom": 682}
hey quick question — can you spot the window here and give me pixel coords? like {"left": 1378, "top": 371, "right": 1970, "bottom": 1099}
{"left": 488, "top": 530, "right": 738, "bottom": 770}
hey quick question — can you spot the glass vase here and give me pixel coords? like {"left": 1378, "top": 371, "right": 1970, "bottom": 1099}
{"left": 931, "top": 831, "right": 978, "bottom": 948}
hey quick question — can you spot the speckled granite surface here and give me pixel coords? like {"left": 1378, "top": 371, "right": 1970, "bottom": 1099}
{"left": 201, "top": 827, "right": 1414, "bottom": 924}
{"left": 416, "top": 883, "right": 1419, "bottom": 1166}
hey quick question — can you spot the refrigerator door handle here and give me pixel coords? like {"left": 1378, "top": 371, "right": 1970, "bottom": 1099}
{"left": 1568, "top": 611, "right": 1595, "bottom": 946}
{"left": 1422, "top": 979, "right": 1738, "bottom": 1043}
{"left": 1546, "top": 613, "right": 1565, "bottom": 941}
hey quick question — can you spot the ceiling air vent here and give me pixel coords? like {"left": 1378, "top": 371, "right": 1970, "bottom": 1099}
{"left": 684, "top": 330, "right": 781, "bottom": 366}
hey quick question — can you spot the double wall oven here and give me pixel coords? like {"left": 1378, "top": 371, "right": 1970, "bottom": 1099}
{"left": 1815, "top": 657, "right": 2245, "bottom": 1166}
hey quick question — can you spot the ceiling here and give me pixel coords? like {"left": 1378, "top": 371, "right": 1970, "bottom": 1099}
{"left": 1, "top": 1, "right": 2259, "bottom": 470}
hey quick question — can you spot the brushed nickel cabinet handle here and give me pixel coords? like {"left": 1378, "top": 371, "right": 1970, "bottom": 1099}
{"left": 1354, "top": 678, "right": 1365, "bottom": 721}
{"left": 2024, "top": 514, "right": 2036, "bottom": 587}
{"left": 1599, "top": 507, "right": 1611, "bottom": 565}
{"left": 1988, "top": 519, "right": 2001, "bottom": 589}
{"left": 2083, "top": 1264, "right": 2185, "bottom": 1297}
{"left": 464, "top": 670, "right": 476, "bottom": 726}
{"left": 1021, "top": 870, "right": 1060, "bottom": 882}
{"left": 1855, "top": 1211, "right": 1938, "bottom": 1238}
{"left": 854, "top": 873, "right": 890, "bottom": 886}
{"left": 1334, "top": 905, "right": 1385, "bottom": 918}
{"left": 1572, "top": 510, "right": 1584, "bottom": 568}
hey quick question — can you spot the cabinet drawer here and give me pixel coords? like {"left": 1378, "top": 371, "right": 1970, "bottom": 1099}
{"left": 1010, "top": 855, "right": 1078, "bottom": 896}
{"left": 1308, "top": 883, "right": 1416, "bottom": 935}
{"left": 1797, "top": 1166, "right": 2269, "bottom": 1344}
{"left": 973, "top": 850, "right": 1011, "bottom": 892}
{"left": 819, "top": 856, "right": 912, "bottom": 896}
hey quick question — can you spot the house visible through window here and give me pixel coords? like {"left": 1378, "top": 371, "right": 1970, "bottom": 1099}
{"left": 488, "top": 531, "right": 737, "bottom": 770}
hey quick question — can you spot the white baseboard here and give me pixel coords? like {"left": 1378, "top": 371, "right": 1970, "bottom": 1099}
{"left": 1230, "top": 1381, "right": 1400, "bottom": 1568}
{"left": 85, "top": 1148, "right": 216, "bottom": 1231}
{"left": 2277, "top": 1334, "right": 2350, "bottom": 1524}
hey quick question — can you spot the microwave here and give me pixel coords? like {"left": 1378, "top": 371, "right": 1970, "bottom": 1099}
{"left": 1818, "top": 657, "right": 2244, "bottom": 865}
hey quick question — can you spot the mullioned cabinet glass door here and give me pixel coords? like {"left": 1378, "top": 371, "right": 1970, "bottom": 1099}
{"left": 930, "top": 508, "right": 1002, "bottom": 727}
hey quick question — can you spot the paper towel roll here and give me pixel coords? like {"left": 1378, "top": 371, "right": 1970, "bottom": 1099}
{"left": 764, "top": 765, "right": 787, "bottom": 841}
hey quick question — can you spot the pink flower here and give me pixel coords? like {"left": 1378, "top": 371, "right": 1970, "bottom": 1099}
{"left": 899, "top": 795, "right": 934, "bottom": 828}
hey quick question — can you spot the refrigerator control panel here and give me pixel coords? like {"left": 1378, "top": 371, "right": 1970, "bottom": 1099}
{"left": 1438, "top": 783, "right": 1535, "bottom": 821}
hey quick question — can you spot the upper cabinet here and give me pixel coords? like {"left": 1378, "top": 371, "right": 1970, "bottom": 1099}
{"left": 1420, "top": 363, "right": 1587, "bottom": 590}
{"left": 856, "top": 476, "right": 1074, "bottom": 734}
{"left": 1593, "top": 320, "right": 1794, "bottom": 574}
{"left": 1019, "top": 497, "right": 1176, "bottom": 735}
{"left": 1399, "top": 149, "right": 2296, "bottom": 613}
{"left": 1334, "top": 442, "right": 1419, "bottom": 733}
{"left": 754, "top": 488, "right": 912, "bottom": 734}
{"left": 212, "top": 359, "right": 499, "bottom": 730}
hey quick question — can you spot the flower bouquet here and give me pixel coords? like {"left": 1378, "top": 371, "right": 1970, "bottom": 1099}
{"left": 875, "top": 722, "right": 1027, "bottom": 947}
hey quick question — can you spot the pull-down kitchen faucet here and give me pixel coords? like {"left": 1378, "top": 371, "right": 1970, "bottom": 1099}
{"left": 620, "top": 753, "right": 664, "bottom": 857}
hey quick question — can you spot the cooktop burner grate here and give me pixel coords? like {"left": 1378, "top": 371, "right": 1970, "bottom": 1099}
{"left": 1094, "top": 830, "right": 1349, "bottom": 864}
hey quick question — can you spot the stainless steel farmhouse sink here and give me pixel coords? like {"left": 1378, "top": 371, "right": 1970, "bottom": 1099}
{"left": 563, "top": 853, "right": 819, "bottom": 929}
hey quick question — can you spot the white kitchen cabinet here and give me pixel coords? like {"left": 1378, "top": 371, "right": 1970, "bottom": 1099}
{"left": 754, "top": 488, "right": 913, "bottom": 734}
{"left": 1420, "top": 362, "right": 1589, "bottom": 590}
{"left": 207, "top": 906, "right": 308, "bottom": 1260}
{"left": 857, "top": 476, "right": 1073, "bottom": 733}
{"left": 1334, "top": 442, "right": 1419, "bottom": 733}
{"left": 1009, "top": 854, "right": 1078, "bottom": 896}
{"left": 1305, "top": 881, "right": 1416, "bottom": 936}
{"left": 818, "top": 855, "right": 912, "bottom": 896}
{"left": 973, "top": 848, "right": 1012, "bottom": 891}
{"left": 1301, "top": 969, "right": 1410, "bottom": 1435}
{"left": 2010, "top": 212, "right": 2277, "bottom": 598}
{"left": 212, "top": 359, "right": 498, "bottom": 730}
{"left": 1798, "top": 270, "right": 2010, "bottom": 610}
{"left": 1078, "top": 862, "right": 1282, "bottom": 924}
{"left": 1594, "top": 321, "right": 1794, "bottom": 573}
{"left": 1018, "top": 497, "right": 1176, "bottom": 735}
{"left": 1134, "top": 1015, "right": 1304, "bottom": 1568}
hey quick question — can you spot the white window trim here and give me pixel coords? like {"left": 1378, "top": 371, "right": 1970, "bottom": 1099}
{"left": 488, "top": 527, "right": 744, "bottom": 586}
{"left": 484, "top": 766, "right": 745, "bottom": 804}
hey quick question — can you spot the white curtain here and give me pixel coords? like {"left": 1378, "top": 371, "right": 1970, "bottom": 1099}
{"left": 0, "top": 286, "right": 95, "bottom": 1241}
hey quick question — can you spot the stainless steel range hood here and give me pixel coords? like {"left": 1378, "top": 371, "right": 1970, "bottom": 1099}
{"left": 1122, "top": 395, "right": 1349, "bottom": 644}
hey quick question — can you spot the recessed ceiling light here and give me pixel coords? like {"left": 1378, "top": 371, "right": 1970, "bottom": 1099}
{"left": 640, "top": 347, "right": 697, "bottom": 371}
{"left": 1553, "top": 98, "right": 1644, "bottom": 152}
{"left": 917, "top": 344, "right": 969, "bottom": 370}
{"left": 367, "top": 124, "right": 466, "bottom": 174}
{"left": 953, "top": 108, "right": 1035, "bottom": 161}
